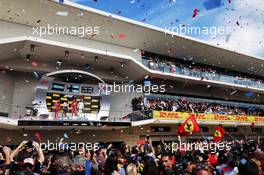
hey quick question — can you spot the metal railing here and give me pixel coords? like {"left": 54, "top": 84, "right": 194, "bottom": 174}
{"left": 146, "top": 94, "right": 264, "bottom": 110}
{"left": 142, "top": 59, "right": 264, "bottom": 89}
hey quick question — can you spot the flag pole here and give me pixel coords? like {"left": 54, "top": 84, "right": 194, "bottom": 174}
{"left": 225, "top": 130, "right": 235, "bottom": 140}
{"left": 200, "top": 130, "right": 206, "bottom": 140}
{"left": 199, "top": 124, "right": 206, "bottom": 140}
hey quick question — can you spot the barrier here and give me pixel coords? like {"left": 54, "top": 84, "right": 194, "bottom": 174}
{"left": 153, "top": 110, "right": 264, "bottom": 125}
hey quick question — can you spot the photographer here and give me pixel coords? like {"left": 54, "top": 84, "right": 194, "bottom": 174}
{"left": 9, "top": 141, "right": 44, "bottom": 174}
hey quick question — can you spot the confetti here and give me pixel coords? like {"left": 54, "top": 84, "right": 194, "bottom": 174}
{"left": 225, "top": 34, "right": 232, "bottom": 43}
{"left": 31, "top": 61, "right": 38, "bottom": 67}
{"left": 56, "top": 11, "right": 68, "bottom": 16}
{"left": 34, "top": 133, "right": 42, "bottom": 142}
{"left": 84, "top": 64, "right": 91, "bottom": 70}
{"left": 192, "top": 9, "right": 199, "bottom": 18}
{"left": 133, "top": 48, "right": 139, "bottom": 52}
{"left": 89, "top": 33, "right": 97, "bottom": 39}
{"left": 33, "top": 72, "right": 39, "bottom": 78}
{"left": 63, "top": 133, "right": 69, "bottom": 139}
{"left": 245, "top": 91, "right": 254, "bottom": 97}
{"left": 117, "top": 33, "right": 126, "bottom": 39}
{"left": 230, "top": 90, "right": 237, "bottom": 95}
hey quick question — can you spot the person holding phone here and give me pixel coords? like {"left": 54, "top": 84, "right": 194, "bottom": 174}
{"left": 9, "top": 141, "right": 44, "bottom": 174}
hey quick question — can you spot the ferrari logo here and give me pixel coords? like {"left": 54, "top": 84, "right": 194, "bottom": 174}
{"left": 184, "top": 120, "right": 194, "bottom": 133}
{"left": 214, "top": 130, "right": 222, "bottom": 137}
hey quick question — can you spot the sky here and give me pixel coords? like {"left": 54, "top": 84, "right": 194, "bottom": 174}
{"left": 69, "top": 0, "right": 264, "bottom": 58}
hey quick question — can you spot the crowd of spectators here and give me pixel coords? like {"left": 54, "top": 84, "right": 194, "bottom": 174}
{"left": 0, "top": 139, "right": 263, "bottom": 175}
{"left": 131, "top": 97, "right": 264, "bottom": 116}
{"left": 143, "top": 57, "right": 264, "bottom": 88}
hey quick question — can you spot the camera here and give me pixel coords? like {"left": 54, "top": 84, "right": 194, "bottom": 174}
{"left": 25, "top": 141, "right": 34, "bottom": 149}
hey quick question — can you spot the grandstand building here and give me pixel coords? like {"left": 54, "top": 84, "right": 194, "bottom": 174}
{"left": 0, "top": 0, "right": 264, "bottom": 146}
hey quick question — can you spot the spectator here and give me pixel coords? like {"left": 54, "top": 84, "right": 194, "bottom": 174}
{"left": 131, "top": 96, "right": 264, "bottom": 116}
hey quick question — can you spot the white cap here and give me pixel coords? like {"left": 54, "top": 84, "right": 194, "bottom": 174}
{"left": 23, "top": 158, "right": 34, "bottom": 165}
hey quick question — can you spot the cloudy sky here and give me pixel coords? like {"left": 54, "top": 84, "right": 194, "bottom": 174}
{"left": 69, "top": 0, "right": 264, "bottom": 58}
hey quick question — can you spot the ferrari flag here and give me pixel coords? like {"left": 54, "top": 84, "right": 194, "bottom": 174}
{"left": 178, "top": 114, "right": 201, "bottom": 136}
{"left": 213, "top": 125, "right": 225, "bottom": 142}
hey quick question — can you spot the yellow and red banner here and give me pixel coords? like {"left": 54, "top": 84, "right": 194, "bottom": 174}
{"left": 153, "top": 110, "right": 264, "bottom": 125}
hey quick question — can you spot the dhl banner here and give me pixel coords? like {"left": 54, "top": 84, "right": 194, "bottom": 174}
{"left": 153, "top": 111, "right": 264, "bottom": 125}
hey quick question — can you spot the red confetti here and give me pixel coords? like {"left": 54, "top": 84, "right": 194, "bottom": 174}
{"left": 31, "top": 61, "right": 38, "bottom": 67}
{"left": 192, "top": 9, "right": 199, "bottom": 18}
{"left": 35, "top": 133, "right": 42, "bottom": 143}
{"left": 117, "top": 33, "right": 126, "bottom": 39}
{"left": 40, "top": 80, "right": 49, "bottom": 85}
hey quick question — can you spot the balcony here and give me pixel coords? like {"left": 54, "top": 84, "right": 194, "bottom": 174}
{"left": 142, "top": 59, "right": 264, "bottom": 90}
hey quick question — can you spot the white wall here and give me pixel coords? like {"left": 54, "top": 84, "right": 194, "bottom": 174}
{"left": 0, "top": 73, "right": 15, "bottom": 116}
{"left": 109, "top": 90, "right": 143, "bottom": 119}
{"left": 11, "top": 72, "right": 39, "bottom": 118}
{"left": 0, "top": 20, "right": 142, "bottom": 62}
{"left": 0, "top": 71, "right": 38, "bottom": 118}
